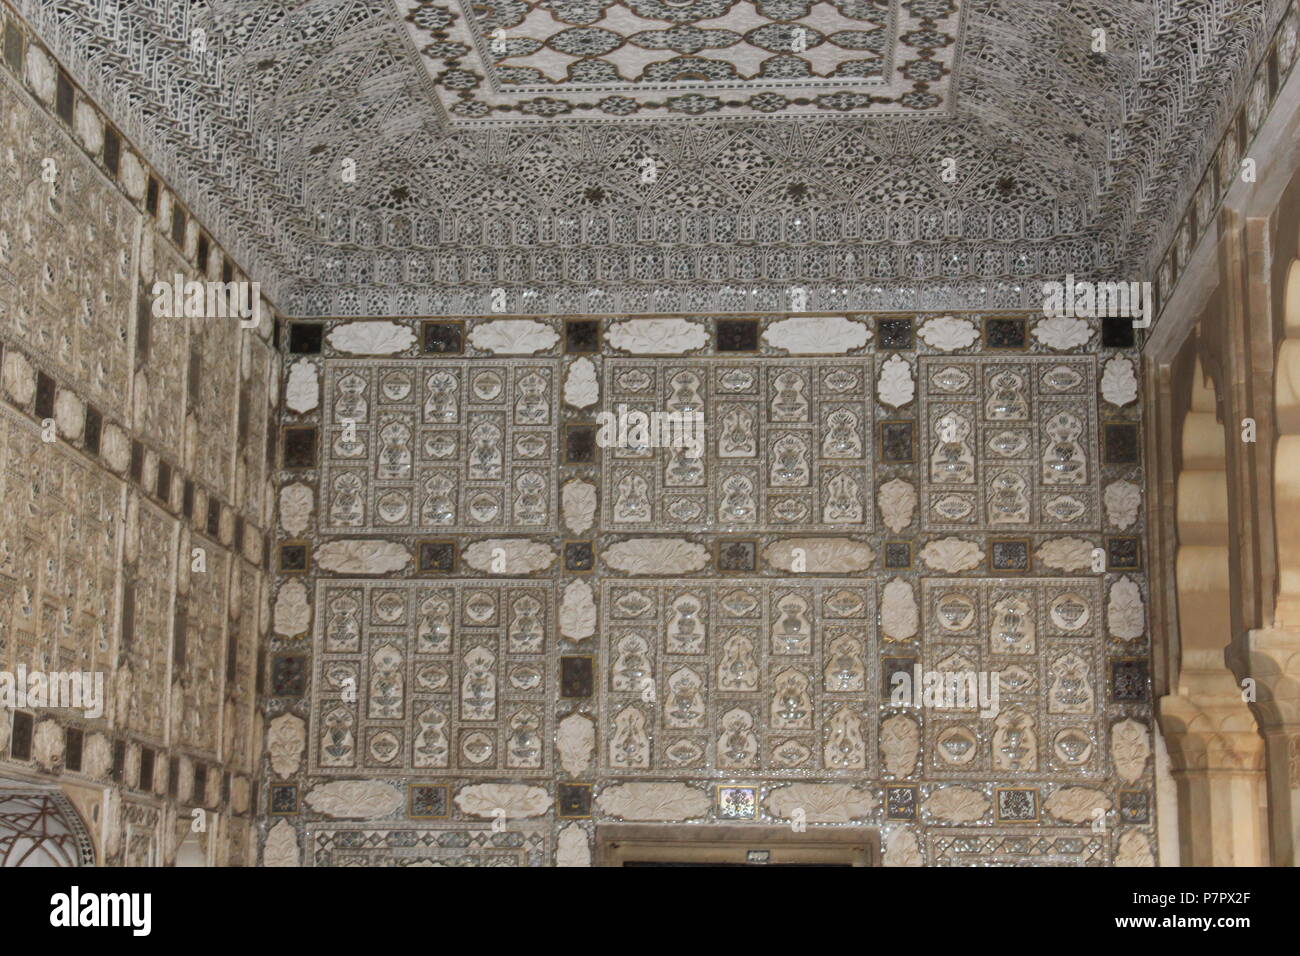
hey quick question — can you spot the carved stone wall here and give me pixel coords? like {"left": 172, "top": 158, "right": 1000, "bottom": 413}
{"left": 269, "top": 311, "right": 1156, "bottom": 866}
{"left": 0, "top": 30, "right": 273, "bottom": 865}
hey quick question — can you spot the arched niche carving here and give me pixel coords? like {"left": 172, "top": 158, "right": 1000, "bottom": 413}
{"left": 0, "top": 785, "right": 96, "bottom": 867}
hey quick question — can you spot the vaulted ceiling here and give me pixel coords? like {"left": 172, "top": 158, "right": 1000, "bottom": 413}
{"left": 14, "top": 0, "right": 1290, "bottom": 314}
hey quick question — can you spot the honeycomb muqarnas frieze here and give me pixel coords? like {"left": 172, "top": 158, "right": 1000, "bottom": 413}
{"left": 270, "top": 311, "right": 1155, "bottom": 865}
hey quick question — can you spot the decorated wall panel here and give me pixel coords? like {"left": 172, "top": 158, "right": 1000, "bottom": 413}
{"left": 0, "top": 52, "right": 270, "bottom": 865}
{"left": 267, "top": 311, "right": 1155, "bottom": 867}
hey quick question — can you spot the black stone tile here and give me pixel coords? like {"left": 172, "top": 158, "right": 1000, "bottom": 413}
{"left": 1103, "top": 422, "right": 1140, "bottom": 464}
{"left": 196, "top": 234, "right": 210, "bottom": 273}
{"left": 882, "top": 657, "right": 916, "bottom": 696}
{"left": 234, "top": 516, "right": 245, "bottom": 554}
{"left": 560, "top": 656, "right": 594, "bottom": 699}
{"left": 120, "top": 581, "right": 135, "bottom": 651}
{"left": 271, "top": 655, "right": 308, "bottom": 698}
{"left": 885, "top": 785, "right": 917, "bottom": 820}
{"left": 990, "top": 539, "right": 1030, "bottom": 572}
{"left": 155, "top": 459, "right": 172, "bottom": 504}
{"left": 139, "top": 747, "right": 155, "bottom": 792}
{"left": 564, "top": 541, "right": 594, "bottom": 572}
{"left": 880, "top": 421, "right": 915, "bottom": 462}
{"left": 9, "top": 711, "right": 32, "bottom": 760}
{"left": 716, "top": 318, "right": 759, "bottom": 351}
{"left": 135, "top": 294, "right": 151, "bottom": 363}
{"left": 171, "top": 205, "right": 186, "bottom": 246}
{"left": 269, "top": 785, "right": 298, "bottom": 815}
{"left": 419, "top": 540, "right": 457, "bottom": 573}
{"left": 283, "top": 426, "right": 317, "bottom": 469}
{"left": 883, "top": 541, "right": 912, "bottom": 569}
{"left": 83, "top": 404, "right": 101, "bottom": 455}
{"left": 984, "top": 317, "right": 1027, "bottom": 349}
{"left": 564, "top": 424, "right": 597, "bottom": 464}
{"left": 557, "top": 783, "right": 592, "bottom": 818}
{"left": 565, "top": 318, "right": 600, "bottom": 353}
{"left": 421, "top": 320, "right": 463, "bottom": 354}
{"left": 222, "top": 258, "right": 234, "bottom": 285}
{"left": 206, "top": 498, "right": 221, "bottom": 537}
{"left": 34, "top": 371, "right": 55, "bottom": 418}
{"left": 172, "top": 607, "right": 187, "bottom": 669}
{"left": 1119, "top": 790, "right": 1149, "bottom": 824}
{"left": 278, "top": 543, "right": 308, "bottom": 573}
{"left": 193, "top": 764, "right": 206, "bottom": 804}
{"left": 1106, "top": 535, "right": 1142, "bottom": 571}
{"left": 187, "top": 346, "right": 203, "bottom": 406}
{"left": 877, "top": 318, "right": 914, "bottom": 350}
{"left": 110, "top": 739, "right": 125, "bottom": 782}
{"left": 128, "top": 440, "right": 144, "bottom": 484}
{"left": 1110, "top": 659, "right": 1149, "bottom": 702}
{"left": 64, "top": 727, "right": 83, "bottom": 773}
{"left": 288, "top": 321, "right": 323, "bottom": 355}
{"left": 1102, "top": 316, "right": 1136, "bottom": 348}
{"left": 408, "top": 785, "right": 448, "bottom": 818}
{"left": 103, "top": 125, "right": 121, "bottom": 174}
{"left": 717, "top": 539, "right": 756, "bottom": 572}
{"left": 145, "top": 176, "right": 159, "bottom": 217}
{"left": 55, "top": 69, "right": 74, "bottom": 124}
{"left": 182, "top": 479, "right": 195, "bottom": 518}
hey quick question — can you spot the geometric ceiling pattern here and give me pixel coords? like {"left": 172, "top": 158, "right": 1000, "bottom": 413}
{"left": 395, "top": 0, "right": 960, "bottom": 121}
{"left": 11, "top": 0, "right": 1291, "bottom": 314}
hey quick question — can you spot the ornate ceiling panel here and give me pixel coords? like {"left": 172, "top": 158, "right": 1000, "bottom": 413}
{"left": 7, "top": 0, "right": 1293, "bottom": 313}
{"left": 394, "top": 0, "right": 960, "bottom": 122}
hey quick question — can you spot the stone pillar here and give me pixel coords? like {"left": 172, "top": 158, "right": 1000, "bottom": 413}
{"left": 1158, "top": 668, "right": 1269, "bottom": 866}
{"left": 1245, "top": 626, "right": 1300, "bottom": 865}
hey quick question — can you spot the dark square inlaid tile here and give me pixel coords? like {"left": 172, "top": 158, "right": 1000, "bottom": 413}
{"left": 885, "top": 785, "right": 917, "bottom": 820}
{"left": 278, "top": 543, "right": 309, "bottom": 573}
{"left": 990, "top": 538, "right": 1030, "bottom": 571}
{"left": 1110, "top": 659, "right": 1149, "bottom": 702}
{"left": 83, "top": 404, "right": 102, "bottom": 455}
{"left": 717, "top": 539, "right": 756, "bottom": 572}
{"left": 288, "top": 321, "right": 323, "bottom": 355}
{"left": 882, "top": 657, "right": 916, "bottom": 696}
{"left": 564, "top": 541, "right": 594, "bottom": 572}
{"left": 155, "top": 459, "right": 172, "bottom": 504}
{"left": 716, "top": 318, "right": 760, "bottom": 352}
{"left": 8, "top": 711, "right": 32, "bottom": 760}
{"left": 560, "top": 656, "right": 594, "bottom": 699}
{"left": 564, "top": 424, "right": 598, "bottom": 464}
{"left": 1119, "top": 789, "right": 1149, "bottom": 824}
{"left": 1103, "top": 422, "right": 1140, "bottom": 464}
{"left": 283, "top": 426, "right": 317, "bottom": 469}
{"left": 883, "top": 541, "right": 913, "bottom": 569}
{"left": 34, "top": 371, "right": 55, "bottom": 418}
{"left": 271, "top": 655, "right": 307, "bottom": 698}
{"left": 880, "top": 421, "right": 915, "bottom": 463}
{"left": 557, "top": 783, "right": 592, "bottom": 818}
{"left": 408, "top": 784, "right": 449, "bottom": 819}
{"left": 985, "top": 317, "right": 1027, "bottom": 349}
{"left": 421, "top": 320, "right": 464, "bottom": 354}
{"left": 877, "top": 318, "right": 914, "bottom": 350}
{"left": 1106, "top": 536, "right": 1142, "bottom": 570}
{"left": 269, "top": 785, "right": 299, "bottom": 815}
{"left": 419, "top": 540, "right": 457, "bottom": 574}
{"left": 565, "top": 319, "right": 601, "bottom": 353}
{"left": 1102, "top": 317, "right": 1136, "bottom": 348}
